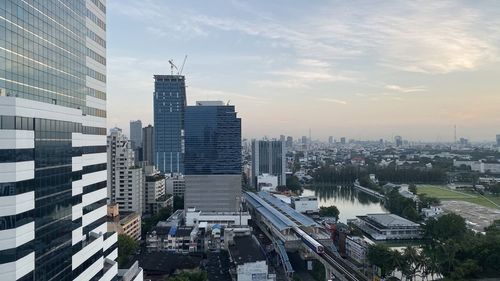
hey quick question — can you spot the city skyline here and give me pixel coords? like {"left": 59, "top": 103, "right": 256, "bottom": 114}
{"left": 107, "top": 0, "right": 500, "bottom": 142}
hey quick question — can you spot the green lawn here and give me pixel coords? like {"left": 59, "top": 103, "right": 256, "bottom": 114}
{"left": 417, "top": 185, "right": 500, "bottom": 209}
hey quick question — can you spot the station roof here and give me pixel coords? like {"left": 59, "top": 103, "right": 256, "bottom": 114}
{"left": 257, "top": 191, "right": 320, "bottom": 228}
{"left": 244, "top": 192, "right": 295, "bottom": 231}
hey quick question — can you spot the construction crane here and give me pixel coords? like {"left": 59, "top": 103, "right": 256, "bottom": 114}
{"left": 168, "top": 55, "right": 188, "bottom": 75}
{"left": 168, "top": 59, "right": 178, "bottom": 75}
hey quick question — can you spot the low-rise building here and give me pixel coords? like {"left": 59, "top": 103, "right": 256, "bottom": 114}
{"left": 257, "top": 174, "right": 278, "bottom": 191}
{"left": 185, "top": 207, "right": 251, "bottom": 227}
{"left": 228, "top": 235, "right": 276, "bottom": 281}
{"left": 107, "top": 203, "right": 142, "bottom": 240}
{"left": 144, "top": 165, "right": 172, "bottom": 214}
{"left": 349, "top": 213, "right": 422, "bottom": 240}
{"left": 291, "top": 196, "right": 318, "bottom": 213}
{"left": 421, "top": 206, "right": 443, "bottom": 219}
{"left": 345, "top": 236, "right": 369, "bottom": 265}
{"left": 166, "top": 174, "right": 186, "bottom": 198}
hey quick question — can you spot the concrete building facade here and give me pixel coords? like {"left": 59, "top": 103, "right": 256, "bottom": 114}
{"left": 107, "top": 128, "right": 144, "bottom": 214}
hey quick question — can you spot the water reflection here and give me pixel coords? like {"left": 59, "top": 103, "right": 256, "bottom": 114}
{"left": 303, "top": 185, "right": 388, "bottom": 223}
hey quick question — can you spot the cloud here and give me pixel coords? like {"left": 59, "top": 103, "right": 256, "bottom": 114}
{"left": 188, "top": 87, "right": 270, "bottom": 104}
{"left": 385, "top": 84, "right": 427, "bottom": 93}
{"left": 317, "top": 98, "right": 348, "bottom": 105}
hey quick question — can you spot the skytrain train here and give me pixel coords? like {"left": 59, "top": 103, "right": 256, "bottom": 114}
{"left": 293, "top": 226, "right": 324, "bottom": 254}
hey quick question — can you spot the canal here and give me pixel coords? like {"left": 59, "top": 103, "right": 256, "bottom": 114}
{"left": 302, "top": 185, "right": 388, "bottom": 223}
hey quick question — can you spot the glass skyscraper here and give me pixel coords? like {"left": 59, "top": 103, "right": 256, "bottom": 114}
{"left": 0, "top": 1, "right": 133, "bottom": 280}
{"left": 153, "top": 75, "right": 186, "bottom": 175}
{"left": 184, "top": 101, "right": 242, "bottom": 212}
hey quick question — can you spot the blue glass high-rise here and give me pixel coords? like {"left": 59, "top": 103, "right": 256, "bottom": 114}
{"left": 153, "top": 75, "right": 186, "bottom": 175}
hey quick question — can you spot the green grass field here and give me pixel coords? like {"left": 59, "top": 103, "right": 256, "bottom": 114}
{"left": 417, "top": 185, "right": 500, "bottom": 209}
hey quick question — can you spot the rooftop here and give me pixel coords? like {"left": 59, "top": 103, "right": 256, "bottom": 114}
{"left": 229, "top": 236, "right": 266, "bottom": 265}
{"left": 361, "top": 213, "right": 420, "bottom": 228}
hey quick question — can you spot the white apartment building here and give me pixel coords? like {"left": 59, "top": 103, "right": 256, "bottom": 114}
{"left": 107, "top": 128, "right": 144, "bottom": 214}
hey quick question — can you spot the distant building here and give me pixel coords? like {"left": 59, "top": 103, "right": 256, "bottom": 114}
{"left": 228, "top": 236, "right": 276, "bottom": 281}
{"left": 142, "top": 124, "right": 154, "bottom": 166}
{"left": 329, "top": 136, "right": 334, "bottom": 144}
{"left": 349, "top": 213, "right": 422, "bottom": 240}
{"left": 301, "top": 135, "right": 307, "bottom": 145}
{"left": 395, "top": 135, "right": 403, "bottom": 147}
{"left": 286, "top": 136, "right": 293, "bottom": 148}
{"left": 454, "top": 159, "right": 500, "bottom": 174}
{"left": 251, "top": 139, "right": 286, "bottom": 188}
{"left": 107, "top": 203, "right": 142, "bottom": 241}
{"left": 340, "top": 137, "right": 346, "bottom": 145}
{"left": 107, "top": 128, "right": 144, "bottom": 214}
{"left": 154, "top": 75, "right": 186, "bottom": 174}
{"left": 280, "top": 134, "right": 286, "bottom": 142}
{"left": 184, "top": 101, "right": 242, "bottom": 212}
{"left": 130, "top": 120, "right": 142, "bottom": 149}
{"left": 497, "top": 134, "right": 500, "bottom": 147}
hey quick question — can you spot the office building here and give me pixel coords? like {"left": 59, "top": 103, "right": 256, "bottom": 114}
{"left": 153, "top": 75, "right": 186, "bottom": 174}
{"left": 0, "top": 1, "right": 144, "bottom": 280}
{"left": 279, "top": 135, "right": 286, "bottom": 142}
{"left": 184, "top": 101, "right": 242, "bottom": 212}
{"left": 301, "top": 136, "right": 307, "bottom": 145}
{"left": 328, "top": 136, "right": 334, "bottom": 144}
{"left": 107, "top": 128, "right": 144, "bottom": 214}
{"left": 340, "top": 137, "right": 346, "bottom": 145}
{"left": 142, "top": 125, "right": 154, "bottom": 166}
{"left": 497, "top": 134, "right": 500, "bottom": 147}
{"left": 129, "top": 120, "right": 142, "bottom": 150}
{"left": 251, "top": 139, "right": 286, "bottom": 188}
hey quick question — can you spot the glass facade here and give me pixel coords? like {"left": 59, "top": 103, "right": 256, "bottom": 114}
{"left": 184, "top": 104, "right": 241, "bottom": 175}
{"left": 0, "top": 0, "right": 111, "bottom": 280}
{"left": 153, "top": 75, "right": 186, "bottom": 174}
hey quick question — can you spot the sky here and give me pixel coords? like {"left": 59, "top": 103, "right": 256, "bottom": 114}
{"left": 106, "top": 0, "right": 500, "bottom": 142}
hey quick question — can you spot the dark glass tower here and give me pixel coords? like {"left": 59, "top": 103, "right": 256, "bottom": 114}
{"left": 153, "top": 75, "right": 186, "bottom": 175}
{"left": 184, "top": 102, "right": 241, "bottom": 175}
{"left": 184, "top": 101, "right": 242, "bottom": 212}
{"left": 0, "top": 1, "right": 120, "bottom": 281}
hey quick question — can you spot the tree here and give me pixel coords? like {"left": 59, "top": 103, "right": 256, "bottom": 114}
{"left": 286, "top": 176, "right": 301, "bottom": 192}
{"left": 118, "top": 234, "right": 138, "bottom": 267}
{"left": 319, "top": 206, "right": 340, "bottom": 221}
{"left": 402, "top": 205, "right": 419, "bottom": 222}
{"left": 424, "top": 213, "right": 466, "bottom": 241}
{"left": 367, "top": 244, "right": 396, "bottom": 277}
{"left": 174, "top": 196, "right": 184, "bottom": 211}
{"left": 409, "top": 184, "right": 417, "bottom": 194}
